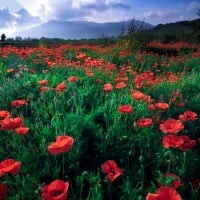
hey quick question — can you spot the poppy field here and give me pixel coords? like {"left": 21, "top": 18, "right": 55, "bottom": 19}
{"left": 0, "top": 42, "right": 200, "bottom": 199}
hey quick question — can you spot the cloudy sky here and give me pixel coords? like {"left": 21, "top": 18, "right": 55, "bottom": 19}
{"left": 0, "top": 0, "right": 200, "bottom": 37}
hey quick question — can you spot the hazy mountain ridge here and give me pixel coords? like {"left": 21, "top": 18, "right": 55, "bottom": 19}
{"left": 14, "top": 19, "right": 154, "bottom": 39}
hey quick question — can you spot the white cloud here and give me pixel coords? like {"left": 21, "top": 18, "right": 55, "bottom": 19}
{"left": 16, "top": 0, "right": 131, "bottom": 22}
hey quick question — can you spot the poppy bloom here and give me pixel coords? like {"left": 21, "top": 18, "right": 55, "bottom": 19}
{"left": 160, "top": 119, "right": 184, "bottom": 134}
{"left": 41, "top": 179, "right": 69, "bottom": 200}
{"left": 48, "top": 135, "right": 74, "bottom": 155}
{"left": 155, "top": 102, "right": 169, "bottom": 110}
{"left": 146, "top": 186, "right": 181, "bottom": 200}
{"left": 118, "top": 105, "right": 133, "bottom": 114}
{"left": 0, "top": 183, "right": 8, "bottom": 200}
{"left": 178, "top": 135, "right": 197, "bottom": 151}
{"left": 136, "top": 118, "right": 153, "bottom": 128}
{"left": 40, "top": 86, "right": 49, "bottom": 93}
{"left": 178, "top": 111, "right": 198, "bottom": 122}
{"left": 103, "top": 83, "right": 113, "bottom": 92}
{"left": 101, "top": 160, "right": 123, "bottom": 182}
{"left": 162, "top": 135, "right": 184, "bottom": 149}
{"left": 0, "top": 110, "right": 10, "bottom": 119}
{"left": 159, "top": 173, "right": 182, "bottom": 189}
{"left": 0, "top": 117, "right": 23, "bottom": 130}
{"left": 131, "top": 90, "right": 145, "bottom": 100}
{"left": 11, "top": 99, "right": 28, "bottom": 107}
{"left": 7, "top": 68, "right": 15, "bottom": 73}
{"left": 68, "top": 76, "right": 77, "bottom": 82}
{"left": 0, "top": 159, "right": 21, "bottom": 178}
{"left": 39, "top": 79, "right": 48, "bottom": 86}
{"left": 14, "top": 127, "right": 29, "bottom": 135}
{"left": 116, "top": 82, "right": 126, "bottom": 89}
{"left": 55, "top": 82, "right": 66, "bottom": 93}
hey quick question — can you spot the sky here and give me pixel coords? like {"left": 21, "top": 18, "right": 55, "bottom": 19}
{"left": 0, "top": 0, "right": 200, "bottom": 37}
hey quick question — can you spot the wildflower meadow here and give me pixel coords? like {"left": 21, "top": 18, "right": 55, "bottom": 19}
{"left": 0, "top": 41, "right": 200, "bottom": 199}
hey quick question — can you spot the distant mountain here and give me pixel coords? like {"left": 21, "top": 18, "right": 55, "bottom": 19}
{"left": 149, "top": 18, "right": 200, "bottom": 35}
{"left": 14, "top": 20, "right": 153, "bottom": 39}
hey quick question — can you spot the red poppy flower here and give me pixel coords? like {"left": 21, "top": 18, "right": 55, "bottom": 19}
{"left": 136, "top": 118, "right": 153, "bottom": 128}
{"left": 0, "top": 117, "right": 23, "bottom": 130}
{"left": 0, "top": 110, "right": 10, "bottom": 119}
{"left": 0, "top": 183, "right": 8, "bottom": 200}
{"left": 155, "top": 102, "right": 169, "bottom": 110}
{"left": 146, "top": 186, "right": 182, "bottom": 200}
{"left": 162, "top": 135, "right": 184, "bottom": 148}
{"left": 131, "top": 90, "right": 145, "bottom": 100}
{"left": 48, "top": 135, "right": 74, "bottom": 155}
{"left": 159, "top": 173, "right": 182, "bottom": 189}
{"left": 11, "top": 99, "right": 28, "bottom": 107}
{"left": 118, "top": 105, "right": 133, "bottom": 114}
{"left": 160, "top": 119, "right": 184, "bottom": 134}
{"left": 40, "top": 86, "right": 49, "bottom": 93}
{"left": 42, "top": 179, "right": 69, "bottom": 200}
{"left": 116, "top": 82, "right": 126, "bottom": 89}
{"left": 68, "top": 76, "right": 77, "bottom": 82}
{"left": 103, "top": 83, "right": 113, "bottom": 92}
{"left": 178, "top": 135, "right": 197, "bottom": 151}
{"left": 39, "top": 79, "right": 48, "bottom": 86}
{"left": 14, "top": 127, "right": 29, "bottom": 135}
{"left": 178, "top": 111, "right": 198, "bottom": 122}
{"left": 7, "top": 68, "right": 15, "bottom": 73}
{"left": 101, "top": 160, "right": 123, "bottom": 182}
{"left": 0, "top": 159, "right": 21, "bottom": 178}
{"left": 55, "top": 82, "right": 66, "bottom": 93}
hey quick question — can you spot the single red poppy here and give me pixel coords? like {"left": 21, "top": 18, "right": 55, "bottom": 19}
{"left": 155, "top": 102, "right": 169, "bottom": 110}
{"left": 103, "top": 83, "right": 113, "bottom": 92}
{"left": 39, "top": 79, "right": 48, "bottom": 86}
{"left": 136, "top": 118, "right": 153, "bottom": 128}
{"left": 116, "top": 82, "right": 126, "bottom": 89}
{"left": 146, "top": 186, "right": 182, "bottom": 200}
{"left": 178, "top": 135, "right": 197, "bottom": 151}
{"left": 160, "top": 119, "right": 184, "bottom": 134}
{"left": 0, "top": 159, "right": 21, "bottom": 178}
{"left": 68, "top": 76, "right": 77, "bottom": 82}
{"left": 42, "top": 179, "right": 69, "bottom": 200}
{"left": 178, "top": 111, "right": 198, "bottom": 122}
{"left": 14, "top": 127, "right": 29, "bottom": 135}
{"left": 11, "top": 99, "right": 28, "bottom": 107}
{"left": 131, "top": 90, "right": 145, "bottom": 100}
{"left": 118, "top": 105, "right": 133, "bottom": 114}
{"left": 0, "top": 183, "right": 8, "bottom": 200}
{"left": 0, "top": 110, "right": 10, "bottom": 119}
{"left": 101, "top": 160, "right": 123, "bottom": 182}
{"left": 55, "top": 82, "right": 66, "bottom": 93}
{"left": 162, "top": 135, "right": 184, "bottom": 149}
{"left": 48, "top": 135, "right": 74, "bottom": 155}
{"left": 0, "top": 117, "right": 23, "bottom": 130}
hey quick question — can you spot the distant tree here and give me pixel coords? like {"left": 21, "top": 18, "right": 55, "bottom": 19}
{"left": 1, "top": 33, "right": 6, "bottom": 42}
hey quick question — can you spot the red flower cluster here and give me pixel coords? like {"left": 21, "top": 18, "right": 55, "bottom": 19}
{"left": 162, "top": 135, "right": 197, "bottom": 151}
{"left": 101, "top": 160, "right": 123, "bottom": 182}
{"left": 0, "top": 159, "right": 21, "bottom": 178}
{"left": 42, "top": 179, "right": 69, "bottom": 200}
{"left": 48, "top": 135, "right": 74, "bottom": 155}
{"left": 0, "top": 111, "right": 29, "bottom": 135}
